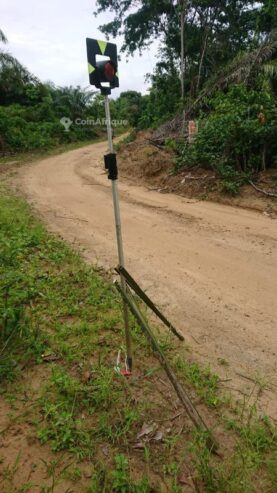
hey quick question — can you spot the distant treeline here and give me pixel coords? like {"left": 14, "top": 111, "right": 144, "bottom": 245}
{"left": 0, "top": 29, "right": 148, "bottom": 154}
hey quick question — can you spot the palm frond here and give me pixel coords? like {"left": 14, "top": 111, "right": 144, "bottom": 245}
{"left": 152, "top": 31, "right": 277, "bottom": 139}
{"left": 263, "top": 60, "right": 277, "bottom": 79}
{"left": 0, "top": 49, "right": 38, "bottom": 85}
{"left": 0, "top": 50, "right": 23, "bottom": 68}
{"left": 186, "top": 31, "right": 277, "bottom": 116}
{"left": 0, "top": 29, "right": 8, "bottom": 43}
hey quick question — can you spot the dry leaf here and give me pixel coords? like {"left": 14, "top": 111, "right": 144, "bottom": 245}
{"left": 81, "top": 371, "right": 92, "bottom": 383}
{"left": 153, "top": 431, "right": 163, "bottom": 441}
{"left": 42, "top": 353, "right": 60, "bottom": 362}
{"left": 137, "top": 422, "right": 155, "bottom": 439}
{"left": 133, "top": 442, "right": 145, "bottom": 449}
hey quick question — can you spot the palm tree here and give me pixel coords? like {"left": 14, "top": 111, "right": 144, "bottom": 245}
{"left": 0, "top": 29, "right": 7, "bottom": 43}
{"left": 186, "top": 30, "right": 277, "bottom": 116}
{"left": 51, "top": 86, "right": 96, "bottom": 119}
{"left": 0, "top": 28, "right": 38, "bottom": 105}
{"left": 0, "top": 28, "right": 28, "bottom": 69}
{"left": 152, "top": 31, "right": 277, "bottom": 140}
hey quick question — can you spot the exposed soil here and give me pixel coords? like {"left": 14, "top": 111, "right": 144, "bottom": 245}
{"left": 118, "top": 131, "right": 277, "bottom": 217}
{"left": 7, "top": 135, "right": 277, "bottom": 422}
{"left": 0, "top": 366, "right": 90, "bottom": 493}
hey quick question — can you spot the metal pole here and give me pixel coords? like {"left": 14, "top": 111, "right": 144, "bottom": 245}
{"left": 104, "top": 95, "right": 133, "bottom": 371}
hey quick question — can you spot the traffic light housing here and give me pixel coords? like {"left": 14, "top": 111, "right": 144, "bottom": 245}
{"left": 86, "top": 38, "right": 119, "bottom": 95}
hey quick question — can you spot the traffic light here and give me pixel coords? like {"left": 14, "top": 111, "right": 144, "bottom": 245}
{"left": 86, "top": 38, "right": 119, "bottom": 95}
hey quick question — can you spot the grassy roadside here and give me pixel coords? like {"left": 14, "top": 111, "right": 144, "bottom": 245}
{"left": 0, "top": 127, "right": 130, "bottom": 172}
{"left": 0, "top": 139, "right": 101, "bottom": 170}
{"left": 0, "top": 187, "right": 276, "bottom": 493}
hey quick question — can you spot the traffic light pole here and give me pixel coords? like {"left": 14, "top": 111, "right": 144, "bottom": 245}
{"left": 104, "top": 95, "right": 133, "bottom": 372}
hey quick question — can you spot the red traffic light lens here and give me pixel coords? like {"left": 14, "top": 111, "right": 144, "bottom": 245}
{"left": 104, "top": 62, "right": 115, "bottom": 81}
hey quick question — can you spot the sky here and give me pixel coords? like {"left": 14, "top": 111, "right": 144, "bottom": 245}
{"left": 0, "top": 0, "right": 159, "bottom": 97}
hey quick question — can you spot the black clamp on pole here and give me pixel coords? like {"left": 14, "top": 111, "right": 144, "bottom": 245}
{"left": 104, "top": 153, "right": 118, "bottom": 180}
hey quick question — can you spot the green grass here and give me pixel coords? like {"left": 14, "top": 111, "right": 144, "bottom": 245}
{"left": 114, "top": 130, "right": 136, "bottom": 152}
{"left": 174, "top": 355, "right": 222, "bottom": 408}
{"left": 0, "top": 138, "right": 100, "bottom": 170}
{"left": 0, "top": 186, "right": 277, "bottom": 492}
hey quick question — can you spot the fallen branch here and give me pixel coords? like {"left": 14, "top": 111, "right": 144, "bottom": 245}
{"left": 236, "top": 372, "right": 258, "bottom": 384}
{"left": 147, "top": 138, "right": 165, "bottom": 150}
{"left": 249, "top": 181, "right": 277, "bottom": 198}
{"left": 54, "top": 213, "right": 88, "bottom": 222}
{"left": 181, "top": 174, "right": 215, "bottom": 183}
{"left": 236, "top": 372, "right": 277, "bottom": 390}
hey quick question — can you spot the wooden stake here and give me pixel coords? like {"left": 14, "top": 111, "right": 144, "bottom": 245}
{"left": 114, "top": 281, "right": 217, "bottom": 450}
{"left": 116, "top": 265, "right": 184, "bottom": 341}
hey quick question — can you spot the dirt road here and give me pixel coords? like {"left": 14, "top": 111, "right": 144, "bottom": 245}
{"left": 12, "top": 138, "right": 277, "bottom": 416}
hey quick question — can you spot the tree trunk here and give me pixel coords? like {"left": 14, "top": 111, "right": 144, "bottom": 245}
{"left": 180, "top": 0, "right": 185, "bottom": 100}
{"left": 262, "top": 143, "right": 267, "bottom": 171}
{"left": 196, "top": 29, "right": 209, "bottom": 95}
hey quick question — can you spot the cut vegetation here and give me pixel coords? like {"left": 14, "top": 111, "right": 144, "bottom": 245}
{"left": 117, "top": 131, "right": 277, "bottom": 216}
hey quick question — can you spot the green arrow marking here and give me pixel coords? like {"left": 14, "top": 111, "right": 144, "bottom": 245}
{"left": 88, "top": 63, "right": 95, "bottom": 74}
{"left": 97, "top": 40, "right": 107, "bottom": 55}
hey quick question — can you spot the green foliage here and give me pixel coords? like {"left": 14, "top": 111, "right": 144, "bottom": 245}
{"left": 138, "top": 62, "right": 181, "bottom": 128}
{"left": 88, "top": 455, "right": 151, "bottom": 492}
{"left": 38, "top": 404, "right": 86, "bottom": 453}
{"left": 0, "top": 31, "right": 143, "bottom": 155}
{"left": 95, "top": 1, "right": 274, "bottom": 98}
{"left": 111, "top": 91, "right": 144, "bottom": 127}
{"left": 0, "top": 191, "right": 49, "bottom": 383}
{"left": 111, "top": 454, "right": 130, "bottom": 491}
{"left": 115, "top": 130, "right": 137, "bottom": 151}
{"left": 190, "top": 417, "right": 277, "bottom": 493}
{"left": 176, "top": 85, "right": 277, "bottom": 191}
{"left": 0, "top": 80, "right": 142, "bottom": 154}
{"left": 110, "top": 454, "right": 151, "bottom": 492}
{"left": 174, "top": 356, "right": 221, "bottom": 408}
{"left": 0, "top": 87, "right": 103, "bottom": 154}
{"left": 266, "top": 453, "right": 277, "bottom": 485}
{"left": 220, "top": 180, "right": 242, "bottom": 196}
{"left": 164, "top": 137, "right": 177, "bottom": 151}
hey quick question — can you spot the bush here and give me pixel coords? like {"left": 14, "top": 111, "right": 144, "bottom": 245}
{"left": 0, "top": 104, "right": 102, "bottom": 153}
{"left": 177, "top": 85, "right": 277, "bottom": 180}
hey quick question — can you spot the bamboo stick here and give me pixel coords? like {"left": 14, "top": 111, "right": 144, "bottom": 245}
{"left": 115, "top": 266, "right": 184, "bottom": 341}
{"left": 114, "top": 281, "right": 217, "bottom": 450}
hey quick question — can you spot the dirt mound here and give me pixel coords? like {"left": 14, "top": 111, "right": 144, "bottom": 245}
{"left": 118, "top": 132, "right": 277, "bottom": 216}
{"left": 118, "top": 131, "right": 174, "bottom": 188}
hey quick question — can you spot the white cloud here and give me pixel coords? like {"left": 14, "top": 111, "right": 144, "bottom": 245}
{"left": 0, "top": 0, "right": 159, "bottom": 96}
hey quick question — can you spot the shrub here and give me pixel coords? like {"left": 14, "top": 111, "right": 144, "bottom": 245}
{"left": 177, "top": 85, "right": 277, "bottom": 180}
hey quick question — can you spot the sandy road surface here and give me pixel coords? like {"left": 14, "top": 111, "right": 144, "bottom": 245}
{"left": 12, "top": 138, "right": 277, "bottom": 416}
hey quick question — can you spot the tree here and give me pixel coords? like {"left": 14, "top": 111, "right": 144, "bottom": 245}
{"left": 94, "top": 1, "right": 268, "bottom": 99}
{"left": 139, "top": 60, "right": 181, "bottom": 127}
{"left": 179, "top": 0, "right": 186, "bottom": 100}
{"left": 176, "top": 84, "right": 277, "bottom": 183}
{"left": 0, "top": 28, "right": 39, "bottom": 105}
{"left": 0, "top": 31, "right": 105, "bottom": 153}
{"left": 113, "top": 90, "right": 144, "bottom": 126}
{"left": 186, "top": 30, "right": 277, "bottom": 117}
{"left": 49, "top": 85, "right": 95, "bottom": 120}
